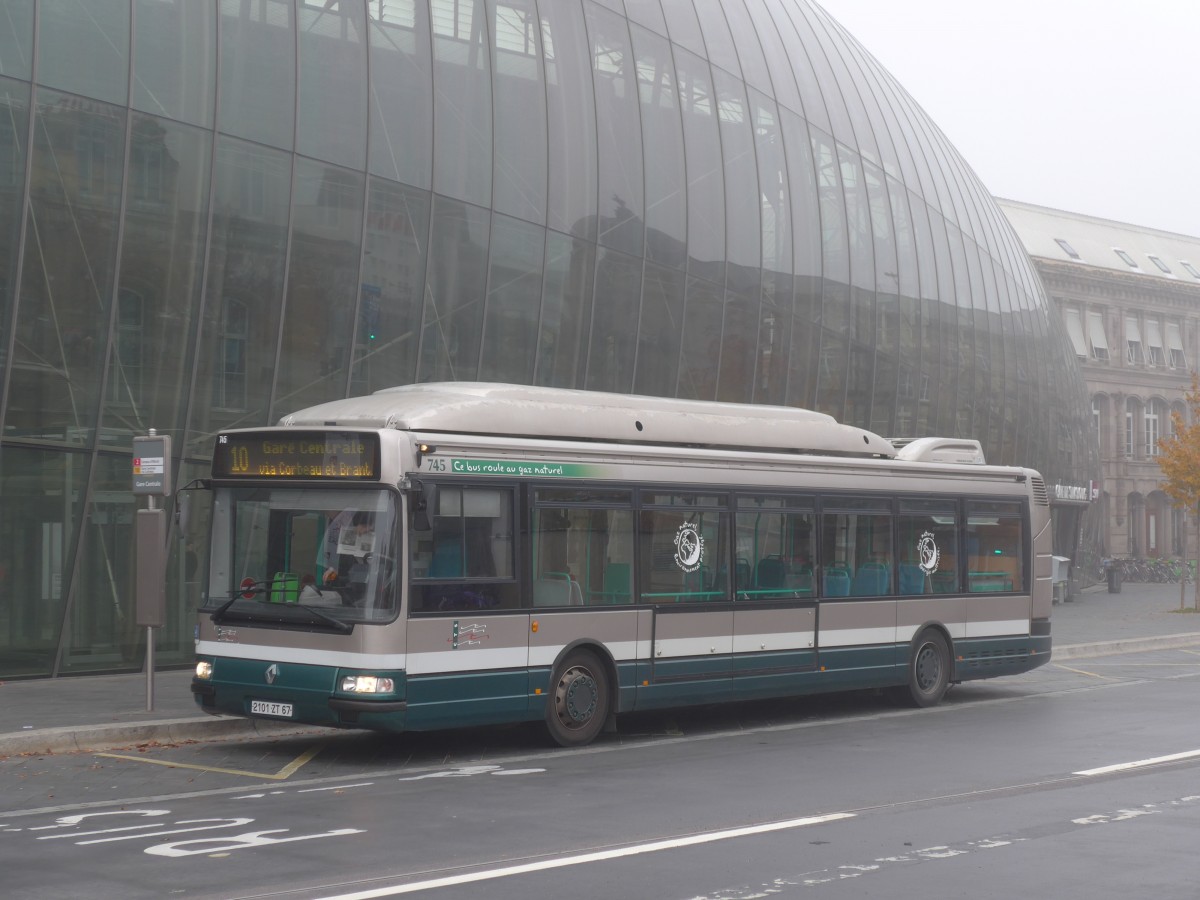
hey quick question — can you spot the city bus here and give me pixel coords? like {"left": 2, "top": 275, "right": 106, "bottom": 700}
{"left": 191, "top": 382, "right": 1053, "bottom": 747}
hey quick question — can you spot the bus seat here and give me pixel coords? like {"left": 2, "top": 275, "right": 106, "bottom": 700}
{"left": 429, "top": 537, "right": 462, "bottom": 578}
{"left": 533, "top": 573, "right": 572, "bottom": 606}
{"left": 823, "top": 567, "right": 851, "bottom": 597}
{"left": 851, "top": 562, "right": 890, "bottom": 596}
{"left": 735, "top": 557, "right": 752, "bottom": 589}
{"left": 602, "top": 562, "right": 631, "bottom": 604}
{"left": 899, "top": 563, "right": 926, "bottom": 595}
{"left": 755, "top": 556, "right": 787, "bottom": 590}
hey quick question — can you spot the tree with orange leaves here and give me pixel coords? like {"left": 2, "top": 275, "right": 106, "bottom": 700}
{"left": 1156, "top": 372, "right": 1200, "bottom": 611}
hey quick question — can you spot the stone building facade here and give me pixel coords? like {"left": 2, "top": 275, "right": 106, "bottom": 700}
{"left": 1001, "top": 199, "right": 1200, "bottom": 572}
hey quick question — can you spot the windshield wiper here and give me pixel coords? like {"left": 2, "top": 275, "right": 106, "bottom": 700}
{"left": 210, "top": 581, "right": 353, "bottom": 635}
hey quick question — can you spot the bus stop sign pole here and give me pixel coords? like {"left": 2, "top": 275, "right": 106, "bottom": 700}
{"left": 134, "top": 430, "right": 171, "bottom": 711}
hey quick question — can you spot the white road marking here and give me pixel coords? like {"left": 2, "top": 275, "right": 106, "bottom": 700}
{"left": 312, "top": 813, "right": 855, "bottom": 899}
{"left": 1074, "top": 748, "right": 1200, "bottom": 776}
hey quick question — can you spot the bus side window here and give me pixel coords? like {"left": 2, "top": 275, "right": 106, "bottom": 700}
{"left": 410, "top": 486, "right": 519, "bottom": 612}
{"left": 966, "top": 501, "right": 1024, "bottom": 592}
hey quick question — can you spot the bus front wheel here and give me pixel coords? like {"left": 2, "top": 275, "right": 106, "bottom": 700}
{"left": 546, "top": 650, "right": 609, "bottom": 747}
{"left": 891, "top": 629, "right": 950, "bottom": 708}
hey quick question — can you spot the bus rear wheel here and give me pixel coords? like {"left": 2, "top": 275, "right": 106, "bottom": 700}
{"left": 891, "top": 629, "right": 950, "bottom": 708}
{"left": 546, "top": 650, "right": 609, "bottom": 747}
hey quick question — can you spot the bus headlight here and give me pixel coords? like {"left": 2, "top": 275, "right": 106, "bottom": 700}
{"left": 340, "top": 675, "right": 395, "bottom": 694}
{"left": 195, "top": 660, "right": 213, "bottom": 680}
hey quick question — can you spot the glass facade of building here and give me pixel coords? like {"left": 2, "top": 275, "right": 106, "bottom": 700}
{"left": 0, "top": 0, "right": 1095, "bottom": 677}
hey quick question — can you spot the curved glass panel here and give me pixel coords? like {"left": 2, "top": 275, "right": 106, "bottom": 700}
{"left": 586, "top": 3, "right": 644, "bottom": 256}
{"left": 275, "top": 158, "right": 365, "bottom": 417}
{"left": 367, "top": 1, "right": 433, "bottom": 188}
{"left": 0, "top": 0, "right": 34, "bottom": 80}
{"left": 8, "top": 90, "right": 125, "bottom": 446}
{"left": 101, "top": 115, "right": 212, "bottom": 449}
{"left": 490, "top": 0, "right": 547, "bottom": 225}
{"left": 631, "top": 23, "right": 686, "bottom": 270}
{"left": 431, "top": 0, "right": 492, "bottom": 207}
{"left": 478, "top": 213, "right": 545, "bottom": 383}
{"left": 542, "top": 0, "right": 597, "bottom": 241}
{"left": 354, "top": 178, "right": 430, "bottom": 394}
{"left": 37, "top": 0, "right": 129, "bottom": 106}
{"left": 297, "top": 0, "right": 367, "bottom": 170}
{"left": 217, "top": 0, "right": 295, "bottom": 150}
{"left": 133, "top": 0, "right": 216, "bottom": 126}
{"left": 0, "top": 78, "right": 29, "bottom": 379}
{"left": 188, "top": 137, "right": 291, "bottom": 458}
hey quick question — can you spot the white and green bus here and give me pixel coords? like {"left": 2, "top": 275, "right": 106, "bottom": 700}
{"left": 192, "top": 383, "right": 1053, "bottom": 746}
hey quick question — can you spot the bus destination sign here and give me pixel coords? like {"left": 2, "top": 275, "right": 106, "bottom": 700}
{"left": 213, "top": 431, "right": 380, "bottom": 479}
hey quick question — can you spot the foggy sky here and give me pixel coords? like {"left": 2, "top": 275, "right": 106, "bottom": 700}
{"left": 815, "top": 0, "right": 1200, "bottom": 238}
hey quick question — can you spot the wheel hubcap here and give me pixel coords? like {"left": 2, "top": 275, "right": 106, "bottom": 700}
{"left": 915, "top": 643, "right": 940, "bottom": 692}
{"left": 557, "top": 667, "right": 598, "bottom": 725}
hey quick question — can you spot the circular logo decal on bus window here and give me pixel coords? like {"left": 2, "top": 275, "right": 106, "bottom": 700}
{"left": 674, "top": 523, "right": 705, "bottom": 573}
{"left": 917, "top": 531, "right": 940, "bottom": 574}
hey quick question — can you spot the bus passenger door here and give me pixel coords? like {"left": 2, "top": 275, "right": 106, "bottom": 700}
{"left": 732, "top": 601, "right": 817, "bottom": 698}
{"left": 640, "top": 606, "right": 733, "bottom": 709}
{"left": 634, "top": 499, "right": 734, "bottom": 709}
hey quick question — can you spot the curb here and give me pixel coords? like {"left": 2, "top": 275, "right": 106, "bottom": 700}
{"left": 0, "top": 716, "right": 331, "bottom": 758}
{"left": 1053, "top": 632, "right": 1200, "bottom": 660}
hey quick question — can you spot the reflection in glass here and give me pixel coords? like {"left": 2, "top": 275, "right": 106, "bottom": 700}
{"left": 368, "top": 0, "right": 433, "bottom": 188}
{"left": 586, "top": 3, "right": 644, "bottom": 256}
{"left": 586, "top": 247, "right": 640, "bottom": 393}
{"left": 0, "top": 445, "right": 86, "bottom": 677}
{"left": 631, "top": 24, "right": 686, "bottom": 270}
{"left": 8, "top": 91, "right": 125, "bottom": 446}
{"left": 189, "top": 137, "right": 291, "bottom": 457}
{"left": 133, "top": 0, "right": 216, "bottom": 126}
{"left": 276, "top": 159, "right": 365, "bottom": 417}
{"left": 218, "top": 0, "right": 295, "bottom": 150}
{"left": 490, "top": 0, "right": 547, "bottom": 225}
{"left": 535, "top": 231, "right": 595, "bottom": 388}
{"left": 354, "top": 179, "right": 430, "bottom": 394}
{"left": 37, "top": 0, "right": 129, "bottom": 106}
{"left": 102, "top": 115, "right": 212, "bottom": 449}
{"left": 0, "top": 78, "right": 29, "bottom": 377}
{"left": 298, "top": 0, "right": 367, "bottom": 169}
{"left": 418, "top": 197, "right": 490, "bottom": 382}
{"left": 0, "top": 0, "right": 34, "bottom": 80}
{"left": 479, "top": 214, "right": 545, "bottom": 384}
{"left": 431, "top": 0, "right": 492, "bottom": 207}
{"left": 542, "top": 0, "right": 597, "bottom": 241}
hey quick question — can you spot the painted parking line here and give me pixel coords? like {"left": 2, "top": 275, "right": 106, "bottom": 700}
{"left": 313, "top": 812, "right": 855, "bottom": 899}
{"left": 1075, "top": 748, "right": 1200, "bottom": 776}
{"left": 95, "top": 743, "right": 325, "bottom": 781}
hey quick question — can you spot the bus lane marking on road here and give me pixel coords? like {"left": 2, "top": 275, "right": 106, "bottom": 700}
{"left": 309, "top": 812, "right": 855, "bottom": 899}
{"left": 95, "top": 741, "right": 326, "bottom": 781}
{"left": 1074, "top": 747, "right": 1200, "bottom": 776}
{"left": 6, "top": 807, "right": 366, "bottom": 858}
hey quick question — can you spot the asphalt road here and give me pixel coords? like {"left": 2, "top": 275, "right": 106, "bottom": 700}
{"left": 3, "top": 644, "right": 1200, "bottom": 899}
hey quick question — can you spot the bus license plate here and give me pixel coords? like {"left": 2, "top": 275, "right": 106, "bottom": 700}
{"left": 250, "top": 700, "right": 293, "bottom": 718}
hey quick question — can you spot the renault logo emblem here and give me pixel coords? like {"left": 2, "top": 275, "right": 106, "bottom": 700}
{"left": 265, "top": 664, "right": 279, "bottom": 685}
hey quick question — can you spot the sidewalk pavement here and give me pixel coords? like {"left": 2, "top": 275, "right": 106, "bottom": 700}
{"left": 3, "top": 583, "right": 1200, "bottom": 758}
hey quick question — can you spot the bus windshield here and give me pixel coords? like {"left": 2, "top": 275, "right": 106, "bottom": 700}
{"left": 204, "top": 486, "right": 399, "bottom": 627}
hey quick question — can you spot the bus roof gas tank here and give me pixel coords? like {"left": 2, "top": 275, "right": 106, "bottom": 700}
{"left": 892, "top": 437, "right": 987, "bottom": 465}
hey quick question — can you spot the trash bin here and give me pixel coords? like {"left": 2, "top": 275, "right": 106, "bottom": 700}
{"left": 1106, "top": 566, "right": 1122, "bottom": 593}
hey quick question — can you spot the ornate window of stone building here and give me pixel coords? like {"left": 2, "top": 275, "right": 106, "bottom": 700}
{"left": 1124, "top": 397, "right": 1138, "bottom": 458}
{"left": 1167, "top": 322, "right": 1187, "bottom": 369}
{"left": 1145, "top": 400, "right": 1165, "bottom": 457}
{"left": 1125, "top": 315, "right": 1144, "bottom": 365}
{"left": 1087, "top": 311, "right": 1110, "bottom": 361}
{"left": 1065, "top": 308, "right": 1087, "bottom": 360}
{"left": 1146, "top": 319, "right": 1167, "bottom": 367}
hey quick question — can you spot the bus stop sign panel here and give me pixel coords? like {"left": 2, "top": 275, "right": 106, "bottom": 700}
{"left": 133, "top": 434, "right": 172, "bottom": 496}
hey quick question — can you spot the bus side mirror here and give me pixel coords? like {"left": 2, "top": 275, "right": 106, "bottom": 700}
{"left": 411, "top": 480, "right": 436, "bottom": 532}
